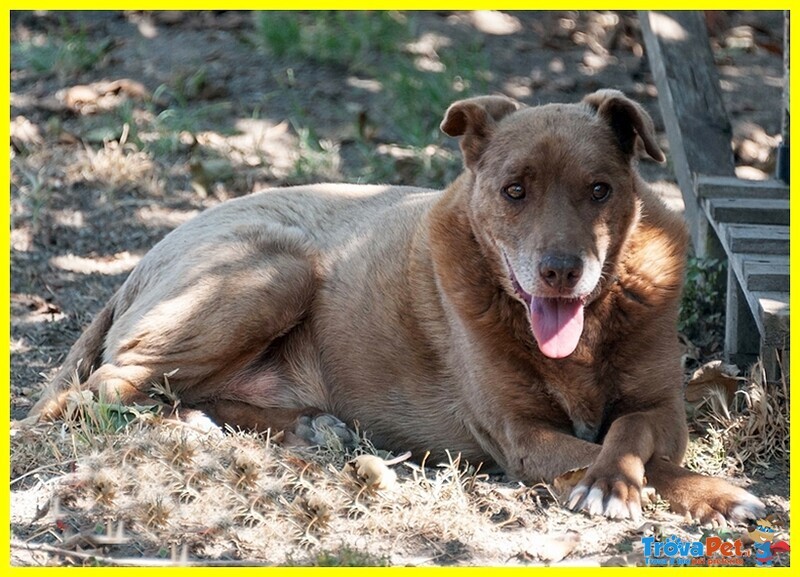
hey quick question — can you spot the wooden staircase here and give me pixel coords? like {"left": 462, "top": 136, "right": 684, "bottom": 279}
{"left": 640, "top": 11, "right": 789, "bottom": 378}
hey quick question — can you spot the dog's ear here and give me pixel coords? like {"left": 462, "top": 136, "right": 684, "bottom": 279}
{"left": 441, "top": 95, "right": 520, "bottom": 168}
{"left": 582, "top": 89, "right": 665, "bottom": 163}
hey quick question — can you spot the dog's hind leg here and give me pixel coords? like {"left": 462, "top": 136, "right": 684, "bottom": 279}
{"left": 27, "top": 297, "right": 118, "bottom": 421}
{"left": 30, "top": 241, "right": 321, "bottom": 428}
{"left": 196, "top": 400, "right": 320, "bottom": 433}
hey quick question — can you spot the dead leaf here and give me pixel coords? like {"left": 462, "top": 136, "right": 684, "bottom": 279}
{"left": 512, "top": 550, "right": 536, "bottom": 563}
{"left": 635, "top": 520, "right": 663, "bottom": 536}
{"left": 10, "top": 116, "right": 43, "bottom": 150}
{"left": 685, "top": 360, "right": 744, "bottom": 407}
{"left": 552, "top": 466, "right": 587, "bottom": 499}
{"left": 57, "top": 78, "right": 150, "bottom": 114}
{"left": 527, "top": 531, "right": 581, "bottom": 563}
{"left": 678, "top": 333, "right": 700, "bottom": 368}
{"left": 348, "top": 455, "right": 398, "bottom": 490}
{"left": 61, "top": 85, "right": 100, "bottom": 109}
{"left": 11, "top": 293, "right": 61, "bottom": 316}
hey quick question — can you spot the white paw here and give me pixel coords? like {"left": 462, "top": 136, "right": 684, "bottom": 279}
{"left": 567, "top": 482, "right": 640, "bottom": 521}
{"left": 730, "top": 492, "right": 766, "bottom": 522}
{"left": 182, "top": 410, "right": 223, "bottom": 437}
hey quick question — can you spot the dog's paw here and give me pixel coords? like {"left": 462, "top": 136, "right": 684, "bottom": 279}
{"left": 180, "top": 408, "right": 224, "bottom": 437}
{"left": 566, "top": 468, "right": 643, "bottom": 522}
{"left": 667, "top": 482, "right": 765, "bottom": 527}
{"left": 647, "top": 460, "right": 766, "bottom": 526}
{"left": 293, "top": 413, "right": 359, "bottom": 450}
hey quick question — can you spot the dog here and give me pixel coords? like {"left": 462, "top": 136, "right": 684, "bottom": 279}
{"left": 28, "top": 89, "right": 765, "bottom": 524}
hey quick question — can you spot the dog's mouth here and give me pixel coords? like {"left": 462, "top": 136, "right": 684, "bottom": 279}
{"left": 505, "top": 255, "right": 586, "bottom": 359}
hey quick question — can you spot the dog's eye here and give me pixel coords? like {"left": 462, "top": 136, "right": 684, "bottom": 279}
{"left": 591, "top": 182, "right": 612, "bottom": 202}
{"left": 502, "top": 183, "right": 526, "bottom": 200}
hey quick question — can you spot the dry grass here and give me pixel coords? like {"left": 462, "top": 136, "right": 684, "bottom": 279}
{"left": 10, "top": 401, "right": 554, "bottom": 566}
{"left": 70, "top": 125, "right": 159, "bottom": 197}
{"left": 10, "top": 355, "right": 790, "bottom": 566}
{"left": 686, "top": 359, "right": 789, "bottom": 475}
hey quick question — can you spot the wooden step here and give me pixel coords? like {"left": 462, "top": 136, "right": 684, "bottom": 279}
{"left": 696, "top": 175, "right": 789, "bottom": 200}
{"left": 752, "top": 291, "right": 790, "bottom": 347}
{"left": 728, "top": 251, "right": 790, "bottom": 343}
{"left": 720, "top": 223, "right": 789, "bottom": 255}
{"left": 705, "top": 197, "right": 790, "bottom": 225}
{"left": 640, "top": 9, "right": 789, "bottom": 376}
{"left": 740, "top": 255, "right": 789, "bottom": 292}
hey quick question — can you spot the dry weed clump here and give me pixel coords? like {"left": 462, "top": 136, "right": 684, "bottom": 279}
{"left": 71, "top": 125, "right": 159, "bottom": 197}
{"left": 688, "top": 359, "right": 789, "bottom": 474}
{"left": 11, "top": 404, "right": 557, "bottom": 566}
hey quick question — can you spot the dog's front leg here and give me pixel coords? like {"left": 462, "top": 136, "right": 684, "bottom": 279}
{"left": 483, "top": 415, "right": 604, "bottom": 490}
{"left": 563, "top": 409, "right": 766, "bottom": 524}
{"left": 566, "top": 409, "right": 685, "bottom": 521}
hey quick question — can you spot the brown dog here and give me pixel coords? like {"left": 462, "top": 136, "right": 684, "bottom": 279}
{"left": 29, "top": 90, "right": 764, "bottom": 525}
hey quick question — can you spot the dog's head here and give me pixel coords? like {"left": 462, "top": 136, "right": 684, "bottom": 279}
{"left": 441, "top": 90, "right": 664, "bottom": 359}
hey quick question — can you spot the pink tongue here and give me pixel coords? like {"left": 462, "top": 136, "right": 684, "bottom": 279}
{"left": 530, "top": 297, "right": 585, "bottom": 358}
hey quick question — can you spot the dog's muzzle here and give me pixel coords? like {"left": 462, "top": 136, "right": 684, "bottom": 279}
{"left": 504, "top": 252, "right": 589, "bottom": 359}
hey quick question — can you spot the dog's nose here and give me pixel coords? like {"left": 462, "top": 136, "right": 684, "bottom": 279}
{"left": 539, "top": 254, "right": 584, "bottom": 290}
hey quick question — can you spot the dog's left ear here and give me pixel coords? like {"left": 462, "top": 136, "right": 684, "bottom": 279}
{"left": 441, "top": 95, "right": 520, "bottom": 168}
{"left": 582, "top": 89, "right": 665, "bottom": 162}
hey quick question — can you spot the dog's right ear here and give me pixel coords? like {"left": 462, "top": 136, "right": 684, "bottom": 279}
{"left": 441, "top": 95, "right": 520, "bottom": 168}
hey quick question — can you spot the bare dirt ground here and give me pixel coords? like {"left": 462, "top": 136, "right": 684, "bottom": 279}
{"left": 10, "top": 10, "right": 789, "bottom": 566}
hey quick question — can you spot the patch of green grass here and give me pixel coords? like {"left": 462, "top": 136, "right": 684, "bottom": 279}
{"left": 12, "top": 20, "right": 112, "bottom": 78}
{"left": 257, "top": 12, "right": 301, "bottom": 58}
{"left": 66, "top": 386, "right": 158, "bottom": 437}
{"left": 11, "top": 160, "right": 51, "bottom": 232}
{"left": 287, "top": 545, "right": 391, "bottom": 567}
{"left": 286, "top": 122, "right": 341, "bottom": 184}
{"left": 167, "top": 66, "right": 211, "bottom": 104}
{"left": 683, "top": 431, "right": 729, "bottom": 477}
{"left": 356, "top": 143, "right": 458, "bottom": 188}
{"left": 256, "top": 11, "right": 411, "bottom": 71}
{"left": 383, "top": 42, "right": 490, "bottom": 147}
{"left": 257, "top": 11, "right": 491, "bottom": 185}
{"left": 151, "top": 86, "right": 233, "bottom": 133}
{"left": 140, "top": 85, "right": 234, "bottom": 155}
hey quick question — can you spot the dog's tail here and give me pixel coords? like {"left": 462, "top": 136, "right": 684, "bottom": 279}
{"left": 27, "top": 293, "right": 118, "bottom": 421}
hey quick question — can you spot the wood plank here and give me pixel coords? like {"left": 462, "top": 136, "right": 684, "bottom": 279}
{"left": 725, "top": 265, "right": 760, "bottom": 359}
{"left": 703, "top": 198, "right": 790, "bottom": 352}
{"left": 754, "top": 291, "right": 790, "bottom": 347}
{"left": 729, "top": 253, "right": 789, "bottom": 294}
{"left": 727, "top": 251, "right": 790, "bottom": 341}
{"left": 696, "top": 175, "right": 789, "bottom": 200}
{"left": 706, "top": 197, "right": 790, "bottom": 225}
{"left": 721, "top": 223, "right": 789, "bottom": 255}
{"left": 743, "top": 261, "right": 789, "bottom": 292}
{"left": 639, "top": 10, "right": 736, "bottom": 256}
{"left": 736, "top": 285, "right": 789, "bottom": 348}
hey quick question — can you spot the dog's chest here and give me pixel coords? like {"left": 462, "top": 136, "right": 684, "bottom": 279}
{"left": 540, "top": 365, "right": 613, "bottom": 443}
